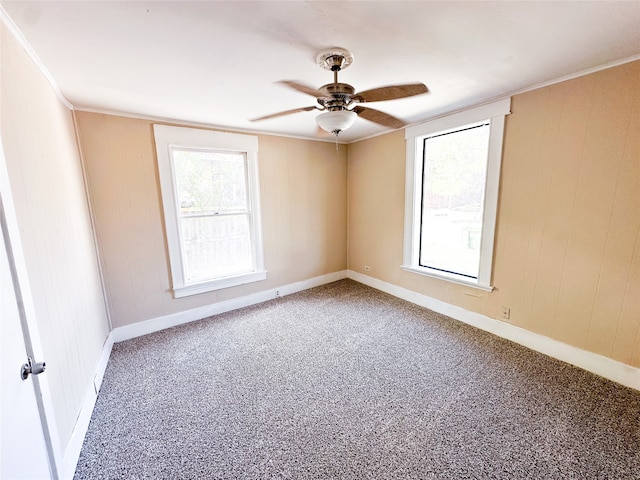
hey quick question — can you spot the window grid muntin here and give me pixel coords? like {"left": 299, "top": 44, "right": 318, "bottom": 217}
{"left": 180, "top": 213, "right": 252, "bottom": 283}
{"left": 154, "top": 124, "right": 264, "bottom": 297}
{"left": 169, "top": 146, "right": 255, "bottom": 285}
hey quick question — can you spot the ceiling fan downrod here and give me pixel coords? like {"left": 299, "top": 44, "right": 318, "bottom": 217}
{"left": 324, "top": 54, "right": 345, "bottom": 83}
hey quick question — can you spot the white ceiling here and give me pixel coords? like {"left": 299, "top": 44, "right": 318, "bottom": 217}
{"left": 2, "top": 1, "right": 640, "bottom": 143}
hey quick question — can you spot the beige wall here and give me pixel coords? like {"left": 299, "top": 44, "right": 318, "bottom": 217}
{"left": 1, "top": 22, "right": 110, "bottom": 453}
{"left": 348, "top": 60, "right": 640, "bottom": 368}
{"left": 75, "top": 112, "right": 348, "bottom": 327}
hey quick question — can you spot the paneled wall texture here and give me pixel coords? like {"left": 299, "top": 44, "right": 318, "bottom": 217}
{"left": 5, "top": 11, "right": 638, "bottom": 473}
{"left": 348, "top": 60, "right": 640, "bottom": 367}
{"left": 75, "top": 113, "right": 348, "bottom": 327}
{"left": 1, "top": 23, "right": 110, "bottom": 453}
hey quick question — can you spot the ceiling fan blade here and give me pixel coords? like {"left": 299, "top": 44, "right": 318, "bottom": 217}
{"left": 353, "top": 106, "right": 407, "bottom": 129}
{"left": 355, "top": 83, "right": 428, "bottom": 103}
{"left": 278, "top": 80, "right": 324, "bottom": 98}
{"left": 250, "top": 106, "right": 318, "bottom": 122}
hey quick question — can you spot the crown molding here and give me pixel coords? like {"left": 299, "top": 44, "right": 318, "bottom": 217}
{"left": 361, "top": 53, "right": 640, "bottom": 146}
{"left": 3, "top": 3, "right": 638, "bottom": 146}
{"left": 1, "top": 6, "right": 73, "bottom": 110}
{"left": 73, "top": 106, "right": 349, "bottom": 145}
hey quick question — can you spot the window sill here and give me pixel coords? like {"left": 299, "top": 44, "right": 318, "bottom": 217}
{"left": 401, "top": 265, "right": 494, "bottom": 292}
{"left": 172, "top": 270, "right": 267, "bottom": 298}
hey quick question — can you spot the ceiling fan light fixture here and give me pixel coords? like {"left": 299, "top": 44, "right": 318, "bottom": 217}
{"left": 316, "top": 110, "right": 357, "bottom": 134}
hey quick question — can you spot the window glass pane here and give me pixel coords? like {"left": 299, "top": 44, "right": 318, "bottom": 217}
{"left": 419, "top": 123, "right": 490, "bottom": 279}
{"left": 180, "top": 214, "right": 252, "bottom": 283}
{"left": 172, "top": 148, "right": 247, "bottom": 216}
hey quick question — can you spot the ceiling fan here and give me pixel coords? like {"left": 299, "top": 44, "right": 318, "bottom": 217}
{"left": 251, "top": 48, "right": 428, "bottom": 137}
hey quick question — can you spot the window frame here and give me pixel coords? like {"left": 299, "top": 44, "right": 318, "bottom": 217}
{"left": 153, "top": 124, "right": 266, "bottom": 298}
{"left": 402, "top": 98, "right": 511, "bottom": 291}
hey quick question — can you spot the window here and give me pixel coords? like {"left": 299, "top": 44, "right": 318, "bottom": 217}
{"left": 154, "top": 125, "right": 265, "bottom": 297}
{"left": 403, "top": 99, "right": 510, "bottom": 290}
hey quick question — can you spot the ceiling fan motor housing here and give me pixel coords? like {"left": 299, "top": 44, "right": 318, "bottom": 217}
{"left": 320, "top": 83, "right": 355, "bottom": 96}
{"left": 317, "top": 83, "right": 355, "bottom": 111}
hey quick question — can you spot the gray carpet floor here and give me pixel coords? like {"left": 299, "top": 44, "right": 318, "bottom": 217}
{"left": 74, "top": 280, "right": 640, "bottom": 479}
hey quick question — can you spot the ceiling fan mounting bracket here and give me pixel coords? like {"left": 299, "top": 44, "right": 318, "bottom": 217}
{"left": 316, "top": 48, "right": 353, "bottom": 72}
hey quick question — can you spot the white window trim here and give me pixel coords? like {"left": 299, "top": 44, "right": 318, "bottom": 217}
{"left": 403, "top": 98, "right": 511, "bottom": 291}
{"left": 153, "top": 125, "right": 266, "bottom": 298}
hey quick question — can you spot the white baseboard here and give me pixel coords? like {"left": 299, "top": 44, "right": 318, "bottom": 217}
{"left": 61, "top": 271, "right": 347, "bottom": 479}
{"left": 347, "top": 270, "right": 640, "bottom": 392}
{"left": 61, "top": 268, "right": 638, "bottom": 480}
{"left": 61, "top": 332, "right": 114, "bottom": 480}
{"left": 111, "top": 270, "right": 348, "bottom": 343}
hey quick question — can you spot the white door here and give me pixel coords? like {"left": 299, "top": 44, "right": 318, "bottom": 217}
{"left": 1, "top": 144, "right": 54, "bottom": 479}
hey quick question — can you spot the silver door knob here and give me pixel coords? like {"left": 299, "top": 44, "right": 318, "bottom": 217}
{"left": 20, "top": 357, "right": 46, "bottom": 380}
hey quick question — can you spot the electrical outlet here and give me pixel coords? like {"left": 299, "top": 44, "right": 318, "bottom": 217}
{"left": 364, "top": 265, "right": 371, "bottom": 272}
{"left": 500, "top": 306, "right": 510, "bottom": 320}
{"left": 275, "top": 290, "right": 281, "bottom": 298}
